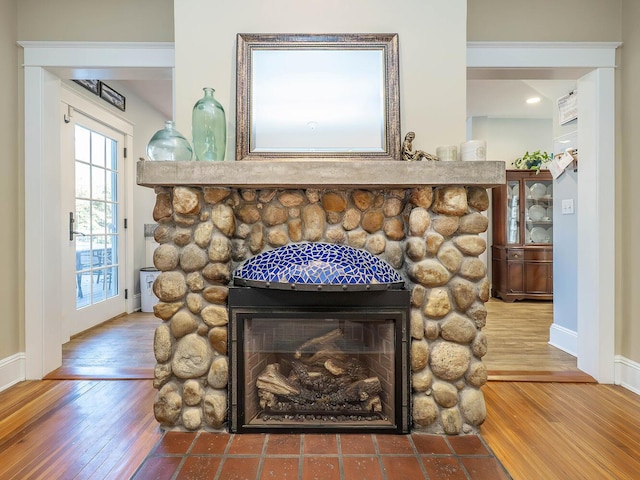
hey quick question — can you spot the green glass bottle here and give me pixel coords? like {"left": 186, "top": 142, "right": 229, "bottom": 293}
{"left": 146, "top": 120, "right": 193, "bottom": 161}
{"left": 192, "top": 87, "right": 226, "bottom": 161}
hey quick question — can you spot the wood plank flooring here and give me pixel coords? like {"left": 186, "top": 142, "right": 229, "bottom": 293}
{"left": 483, "top": 299, "right": 593, "bottom": 381}
{"left": 46, "top": 312, "right": 157, "bottom": 380}
{"left": 0, "top": 379, "right": 161, "bottom": 479}
{"left": 482, "top": 382, "right": 640, "bottom": 480}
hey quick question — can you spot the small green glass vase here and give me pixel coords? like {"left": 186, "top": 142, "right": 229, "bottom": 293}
{"left": 146, "top": 120, "right": 193, "bottom": 161}
{"left": 192, "top": 87, "right": 226, "bottom": 161}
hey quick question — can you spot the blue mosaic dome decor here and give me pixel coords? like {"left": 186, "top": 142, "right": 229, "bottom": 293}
{"left": 233, "top": 242, "right": 404, "bottom": 291}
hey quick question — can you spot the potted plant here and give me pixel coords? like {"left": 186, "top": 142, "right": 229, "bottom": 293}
{"left": 514, "top": 150, "right": 552, "bottom": 174}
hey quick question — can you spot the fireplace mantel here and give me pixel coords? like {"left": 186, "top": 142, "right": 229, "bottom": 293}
{"left": 137, "top": 160, "right": 505, "bottom": 189}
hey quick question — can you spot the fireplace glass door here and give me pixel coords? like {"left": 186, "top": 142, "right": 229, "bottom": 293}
{"left": 229, "top": 289, "right": 409, "bottom": 434}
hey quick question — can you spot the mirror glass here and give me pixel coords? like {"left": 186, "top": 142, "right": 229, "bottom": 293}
{"left": 236, "top": 34, "right": 400, "bottom": 161}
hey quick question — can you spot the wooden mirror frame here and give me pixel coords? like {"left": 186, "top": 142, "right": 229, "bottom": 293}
{"left": 236, "top": 33, "right": 400, "bottom": 161}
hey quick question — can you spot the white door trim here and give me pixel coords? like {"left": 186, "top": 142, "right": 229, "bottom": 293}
{"left": 468, "top": 41, "right": 621, "bottom": 69}
{"left": 468, "top": 41, "right": 620, "bottom": 383}
{"left": 20, "top": 41, "right": 175, "bottom": 379}
{"left": 576, "top": 68, "right": 616, "bottom": 382}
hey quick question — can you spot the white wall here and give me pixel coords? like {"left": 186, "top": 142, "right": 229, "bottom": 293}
{"left": 550, "top": 99, "right": 579, "bottom": 354}
{"left": 468, "top": 117, "right": 553, "bottom": 166}
{"left": 174, "top": 0, "right": 468, "bottom": 161}
{"left": 551, "top": 138, "right": 578, "bottom": 354}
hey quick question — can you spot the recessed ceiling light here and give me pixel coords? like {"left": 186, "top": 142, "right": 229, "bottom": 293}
{"left": 526, "top": 97, "right": 541, "bottom": 104}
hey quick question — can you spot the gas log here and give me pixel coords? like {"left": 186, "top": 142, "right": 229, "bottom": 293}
{"left": 255, "top": 329, "right": 383, "bottom": 414}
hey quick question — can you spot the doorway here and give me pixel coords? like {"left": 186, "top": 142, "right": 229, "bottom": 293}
{"left": 467, "top": 42, "right": 618, "bottom": 382}
{"left": 467, "top": 79, "right": 579, "bottom": 377}
{"left": 21, "top": 42, "right": 173, "bottom": 379}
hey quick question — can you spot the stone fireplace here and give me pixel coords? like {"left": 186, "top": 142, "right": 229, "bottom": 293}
{"left": 139, "top": 160, "right": 504, "bottom": 435}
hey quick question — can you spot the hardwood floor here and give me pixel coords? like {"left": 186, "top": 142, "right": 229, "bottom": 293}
{"left": 46, "top": 312, "right": 157, "bottom": 380}
{"left": 0, "top": 379, "right": 161, "bottom": 479}
{"left": 482, "top": 382, "right": 640, "bottom": 480}
{"left": 1, "top": 304, "right": 633, "bottom": 478}
{"left": 484, "top": 299, "right": 594, "bottom": 382}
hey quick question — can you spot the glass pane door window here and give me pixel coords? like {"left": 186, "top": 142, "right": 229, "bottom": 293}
{"left": 524, "top": 178, "right": 553, "bottom": 244}
{"left": 506, "top": 179, "right": 520, "bottom": 244}
{"left": 74, "top": 125, "right": 120, "bottom": 309}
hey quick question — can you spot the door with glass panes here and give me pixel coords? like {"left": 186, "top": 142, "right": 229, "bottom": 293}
{"left": 61, "top": 104, "right": 126, "bottom": 336}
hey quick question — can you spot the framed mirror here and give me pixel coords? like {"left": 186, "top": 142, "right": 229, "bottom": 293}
{"left": 236, "top": 33, "right": 400, "bottom": 161}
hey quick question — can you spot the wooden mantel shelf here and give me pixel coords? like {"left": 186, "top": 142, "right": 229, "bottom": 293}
{"left": 137, "top": 160, "right": 506, "bottom": 189}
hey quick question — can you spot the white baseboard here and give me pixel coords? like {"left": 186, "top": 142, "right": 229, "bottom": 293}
{"left": 615, "top": 356, "right": 640, "bottom": 395}
{"left": 129, "top": 292, "right": 142, "bottom": 313}
{"left": 548, "top": 323, "right": 577, "bottom": 356}
{"left": 134, "top": 292, "right": 141, "bottom": 312}
{"left": 0, "top": 353, "right": 26, "bottom": 392}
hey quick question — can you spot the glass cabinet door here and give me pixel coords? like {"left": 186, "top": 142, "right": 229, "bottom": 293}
{"left": 524, "top": 178, "right": 553, "bottom": 244}
{"left": 506, "top": 179, "right": 520, "bottom": 244}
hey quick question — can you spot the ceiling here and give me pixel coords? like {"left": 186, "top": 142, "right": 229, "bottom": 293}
{"left": 467, "top": 79, "right": 576, "bottom": 119}
{"left": 122, "top": 79, "right": 173, "bottom": 120}
{"left": 53, "top": 65, "right": 175, "bottom": 120}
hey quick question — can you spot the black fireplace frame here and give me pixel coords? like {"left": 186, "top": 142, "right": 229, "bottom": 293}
{"left": 228, "top": 287, "right": 411, "bottom": 434}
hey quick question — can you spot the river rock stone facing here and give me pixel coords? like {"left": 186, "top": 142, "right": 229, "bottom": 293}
{"left": 150, "top": 185, "right": 489, "bottom": 434}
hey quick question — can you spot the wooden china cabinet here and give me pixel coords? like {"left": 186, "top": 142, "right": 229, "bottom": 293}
{"left": 491, "top": 170, "right": 553, "bottom": 302}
